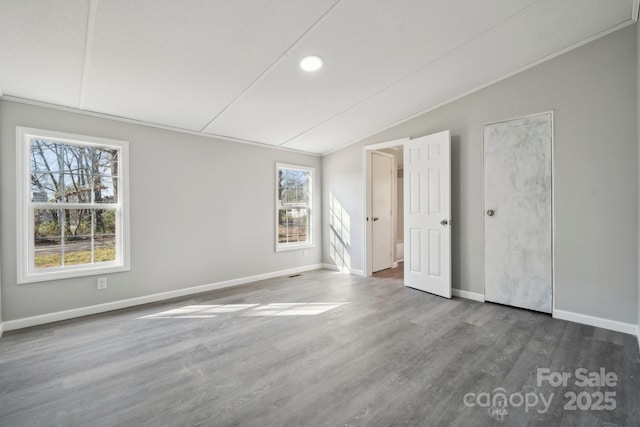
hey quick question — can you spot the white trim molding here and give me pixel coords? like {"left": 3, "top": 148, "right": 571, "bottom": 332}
{"left": 319, "top": 263, "right": 364, "bottom": 276}
{"left": 553, "top": 309, "right": 638, "bottom": 336}
{"left": 321, "top": 263, "right": 341, "bottom": 271}
{"left": 3, "top": 264, "right": 325, "bottom": 332}
{"left": 349, "top": 269, "right": 366, "bottom": 277}
{"left": 452, "top": 288, "right": 485, "bottom": 302}
{"left": 0, "top": 322, "right": 4, "bottom": 338}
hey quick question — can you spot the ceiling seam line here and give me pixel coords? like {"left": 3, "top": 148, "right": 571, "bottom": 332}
{"left": 78, "top": 0, "right": 99, "bottom": 110}
{"left": 0, "top": 95, "right": 321, "bottom": 156}
{"left": 320, "top": 18, "right": 636, "bottom": 157}
{"left": 198, "top": 0, "right": 343, "bottom": 133}
{"left": 278, "top": 0, "right": 545, "bottom": 148}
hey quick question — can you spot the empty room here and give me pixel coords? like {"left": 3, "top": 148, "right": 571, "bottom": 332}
{"left": 1, "top": 1, "right": 640, "bottom": 426}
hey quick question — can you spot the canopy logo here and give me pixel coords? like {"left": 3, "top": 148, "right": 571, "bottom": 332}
{"left": 462, "top": 367, "right": 618, "bottom": 421}
{"left": 463, "top": 388, "right": 553, "bottom": 419}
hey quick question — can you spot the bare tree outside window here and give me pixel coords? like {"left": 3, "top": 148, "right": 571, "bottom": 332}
{"left": 30, "top": 139, "right": 119, "bottom": 268}
{"left": 276, "top": 164, "right": 313, "bottom": 250}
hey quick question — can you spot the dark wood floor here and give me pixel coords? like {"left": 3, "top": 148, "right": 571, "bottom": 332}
{"left": 372, "top": 262, "right": 403, "bottom": 279}
{"left": 1, "top": 269, "right": 638, "bottom": 426}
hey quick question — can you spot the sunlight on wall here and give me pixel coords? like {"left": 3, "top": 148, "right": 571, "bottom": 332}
{"left": 138, "top": 302, "right": 349, "bottom": 319}
{"left": 329, "top": 192, "right": 351, "bottom": 272}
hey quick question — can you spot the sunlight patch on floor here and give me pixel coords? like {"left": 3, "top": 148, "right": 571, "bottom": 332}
{"left": 138, "top": 304, "right": 258, "bottom": 319}
{"left": 138, "top": 302, "right": 349, "bottom": 319}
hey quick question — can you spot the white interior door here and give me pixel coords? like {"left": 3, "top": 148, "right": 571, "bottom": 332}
{"left": 371, "top": 152, "right": 393, "bottom": 272}
{"left": 403, "top": 130, "right": 451, "bottom": 298}
{"left": 484, "top": 113, "right": 552, "bottom": 313}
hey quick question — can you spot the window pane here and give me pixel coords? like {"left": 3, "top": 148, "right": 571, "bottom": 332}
{"left": 65, "top": 209, "right": 92, "bottom": 236}
{"left": 31, "top": 140, "right": 64, "bottom": 175}
{"left": 31, "top": 173, "right": 57, "bottom": 202}
{"left": 63, "top": 209, "right": 93, "bottom": 265}
{"left": 278, "top": 208, "right": 309, "bottom": 244}
{"left": 34, "top": 209, "right": 62, "bottom": 269}
{"left": 34, "top": 209, "right": 118, "bottom": 267}
{"left": 94, "top": 148, "right": 118, "bottom": 176}
{"left": 95, "top": 176, "right": 118, "bottom": 203}
{"left": 95, "top": 209, "right": 116, "bottom": 263}
{"left": 279, "top": 169, "right": 309, "bottom": 206}
{"left": 62, "top": 174, "right": 92, "bottom": 203}
{"left": 63, "top": 144, "right": 93, "bottom": 175}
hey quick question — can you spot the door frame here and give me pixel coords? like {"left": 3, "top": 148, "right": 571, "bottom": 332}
{"left": 364, "top": 138, "right": 409, "bottom": 277}
{"left": 482, "top": 111, "right": 556, "bottom": 312}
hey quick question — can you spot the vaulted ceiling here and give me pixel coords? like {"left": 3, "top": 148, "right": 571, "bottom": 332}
{"left": 0, "top": 1, "right": 636, "bottom": 155}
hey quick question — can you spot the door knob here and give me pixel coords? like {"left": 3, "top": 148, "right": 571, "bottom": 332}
{"left": 487, "top": 209, "right": 495, "bottom": 217}
{"left": 440, "top": 219, "right": 448, "bottom": 226}
{"left": 373, "top": 217, "right": 379, "bottom": 222}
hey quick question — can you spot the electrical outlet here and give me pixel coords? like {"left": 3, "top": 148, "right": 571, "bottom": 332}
{"left": 97, "top": 277, "right": 108, "bottom": 290}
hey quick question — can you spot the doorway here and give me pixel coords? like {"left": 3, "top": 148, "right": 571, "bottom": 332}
{"left": 365, "top": 138, "right": 407, "bottom": 279}
{"left": 365, "top": 131, "right": 452, "bottom": 299}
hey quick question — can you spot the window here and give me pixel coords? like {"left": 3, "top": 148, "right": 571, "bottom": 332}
{"left": 276, "top": 163, "right": 313, "bottom": 251}
{"left": 17, "top": 127, "right": 130, "bottom": 283}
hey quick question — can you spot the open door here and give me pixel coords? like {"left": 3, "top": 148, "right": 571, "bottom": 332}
{"left": 371, "top": 151, "right": 394, "bottom": 272}
{"left": 403, "top": 130, "right": 451, "bottom": 298}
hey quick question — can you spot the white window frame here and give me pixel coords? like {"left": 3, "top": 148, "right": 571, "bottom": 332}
{"left": 275, "top": 163, "right": 314, "bottom": 252}
{"left": 16, "top": 127, "right": 131, "bottom": 283}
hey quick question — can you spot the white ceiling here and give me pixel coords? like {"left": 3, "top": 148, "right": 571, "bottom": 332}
{"left": 0, "top": 0, "right": 636, "bottom": 155}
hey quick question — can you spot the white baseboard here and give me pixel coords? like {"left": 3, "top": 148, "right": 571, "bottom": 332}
{"left": 350, "top": 268, "right": 366, "bottom": 277}
{"left": 553, "top": 309, "right": 639, "bottom": 336}
{"left": 3, "top": 264, "right": 324, "bottom": 332}
{"left": 319, "top": 263, "right": 364, "bottom": 277}
{"left": 0, "top": 322, "right": 3, "bottom": 338}
{"left": 320, "top": 263, "right": 366, "bottom": 277}
{"left": 321, "top": 263, "right": 341, "bottom": 272}
{"left": 452, "top": 288, "right": 485, "bottom": 302}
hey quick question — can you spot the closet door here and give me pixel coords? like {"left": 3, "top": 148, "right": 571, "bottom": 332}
{"left": 484, "top": 113, "right": 552, "bottom": 313}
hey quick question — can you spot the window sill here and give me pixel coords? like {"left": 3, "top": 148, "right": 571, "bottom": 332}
{"left": 275, "top": 243, "right": 314, "bottom": 253}
{"left": 18, "top": 263, "right": 130, "bottom": 284}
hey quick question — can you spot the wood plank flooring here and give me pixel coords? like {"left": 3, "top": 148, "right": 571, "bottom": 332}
{"left": 1, "top": 269, "right": 638, "bottom": 426}
{"left": 372, "top": 262, "right": 403, "bottom": 280}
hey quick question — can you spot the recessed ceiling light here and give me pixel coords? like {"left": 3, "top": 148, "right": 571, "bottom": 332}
{"left": 300, "top": 56, "right": 323, "bottom": 72}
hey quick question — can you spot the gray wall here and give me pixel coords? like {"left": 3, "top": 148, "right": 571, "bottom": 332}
{"left": 637, "top": 22, "right": 640, "bottom": 340}
{"left": 0, "top": 100, "right": 322, "bottom": 321}
{"left": 323, "top": 25, "right": 639, "bottom": 324}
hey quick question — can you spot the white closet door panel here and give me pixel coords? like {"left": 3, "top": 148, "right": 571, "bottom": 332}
{"left": 484, "top": 113, "right": 552, "bottom": 313}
